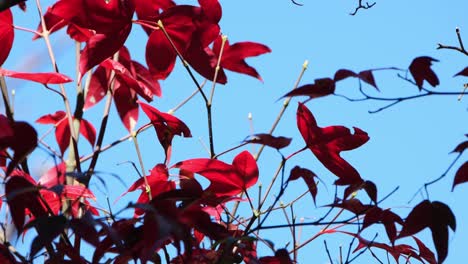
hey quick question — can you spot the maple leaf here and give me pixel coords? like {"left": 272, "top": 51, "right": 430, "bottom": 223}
{"left": 409, "top": 56, "right": 440, "bottom": 90}
{"left": 0, "top": 115, "right": 37, "bottom": 175}
{"left": 334, "top": 69, "right": 379, "bottom": 90}
{"left": 243, "top": 133, "right": 292, "bottom": 150}
{"left": 282, "top": 78, "right": 336, "bottom": 99}
{"left": 38, "top": 0, "right": 135, "bottom": 77}
{"left": 0, "top": 9, "right": 14, "bottom": 66}
{"left": 0, "top": 68, "right": 72, "bottom": 84}
{"left": 145, "top": 0, "right": 226, "bottom": 82}
{"left": 398, "top": 200, "right": 456, "bottom": 264}
{"left": 85, "top": 47, "right": 161, "bottom": 132}
{"left": 296, "top": 103, "right": 369, "bottom": 185}
{"left": 5, "top": 171, "right": 47, "bottom": 232}
{"left": 139, "top": 101, "right": 191, "bottom": 162}
{"left": 121, "top": 164, "right": 175, "bottom": 216}
{"left": 213, "top": 35, "right": 271, "bottom": 82}
{"left": 288, "top": 166, "right": 319, "bottom": 204}
{"left": 134, "top": 0, "right": 176, "bottom": 34}
{"left": 173, "top": 150, "right": 259, "bottom": 197}
{"left": 362, "top": 206, "right": 404, "bottom": 243}
{"left": 36, "top": 111, "right": 96, "bottom": 154}
{"left": 452, "top": 161, "right": 468, "bottom": 191}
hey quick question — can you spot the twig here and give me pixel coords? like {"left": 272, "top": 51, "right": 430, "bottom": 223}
{"left": 157, "top": 20, "right": 216, "bottom": 158}
{"left": 409, "top": 152, "right": 463, "bottom": 202}
{"left": 350, "top": 0, "right": 376, "bottom": 16}
{"left": 324, "top": 240, "right": 334, "bottom": 264}
{"left": 336, "top": 73, "right": 468, "bottom": 114}
{"left": 437, "top": 27, "right": 468, "bottom": 56}
{"left": 255, "top": 60, "right": 308, "bottom": 160}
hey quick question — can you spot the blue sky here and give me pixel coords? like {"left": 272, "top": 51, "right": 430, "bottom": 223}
{"left": 3, "top": 0, "right": 467, "bottom": 263}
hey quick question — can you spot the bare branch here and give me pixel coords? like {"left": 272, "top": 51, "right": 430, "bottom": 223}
{"left": 350, "top": 0, "right": 376, "bottom": 16}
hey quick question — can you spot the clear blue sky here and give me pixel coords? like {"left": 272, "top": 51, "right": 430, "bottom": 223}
{"left": 3, "top": 0, "right": 467, "bottom": 263}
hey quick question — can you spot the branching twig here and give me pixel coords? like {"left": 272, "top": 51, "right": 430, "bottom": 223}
{"left": 350, "top": 0, "right": 376, "bottom": 16}
{"left": 437, "top": 27, "right": 468, "bottom": 56}
{"left": 335, "top": 73, "right": 468, "bottom": 113}
{"left": 409, "top": 151, "right": 463, "bottom": 203}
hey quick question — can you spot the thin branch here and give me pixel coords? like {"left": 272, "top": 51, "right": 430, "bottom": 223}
{"left": 255, "top": 60, "right": 309, "bottom": 160}
{"left": 157, "top": 20, "right": 216, "bottom": 158}
{"left": 437, "top": 27, "right": 468, "bottom": 56}
{"left": 336, "top": 73, "right": 468, "bottom": 114}
{"left": 324, "top": 240, "right": 334, "bottom": 264}
{"left": 350, "top": 0, "right": 376, "bottom": 16}
{"left": 291, "top": 0, "right": 303, "bottom": 6}
{"left": 408, "top": 151, "right": 463, "bottom": 202}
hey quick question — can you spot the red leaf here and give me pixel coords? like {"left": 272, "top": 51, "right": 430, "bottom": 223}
{"left": 139, "top": 101, "right": 191, "bottom": 161}
{"left": 79, "top": 24, "right": 132, "bottom": 78}
{"left": 173, "top": 151, "right": 259, "bottom": 197}
{"left": 362, "top": 206, "right": 403, "bottom": 243}
{"left": 37, "top": 111, "right": 95, "bottom": 154}
{"left": 413, "top": 236, "right": 437, "bottom": 264}
{"left": 145, "top": 11, "right": 196, "bottom": 79}
{"left": 334, "top": 69, "right": 378, "bottom": 90}
{"left": 409, "top": 56, "right": 440, "bottom": 90}
{"left": 0, "top": 68, "right": 73, "bottom": 84}
{"left": 55, "top": 120, "right": 71, "bottom": 154}
{"left": 454, "top": 67, "right": 468, "bottom": 77}
{"left": 232, "top": 151, "right": 259, "bottom": 189}
{"left": 398, "top": 200, "right": 456, "bottom": 264}
{"left": 38, "top": 0, "right": 135, "bottom": 77}
{"left": 344, "top": 180, "right": 378, "bottom": 203}
{"left": 452, "top": 161, "right": 468, "bottom": 191}
{"left": 121, "top": 164, "right": 175, "bottom": 216}
{"left": 84, "top": 66, "right": 108, "bottom": 110}
{"left": 288, "top": 166, "right": 319, "bottom": 204}
{"left": 243, "top": 133, "right": 292, "bottom": 149}
{"left": 132, "top": 61, "right": 162, "bottom": 97}
{"left": 334, "top": 69, "right": 357, "bottom": 81}
{"left": 39, "top": 162, "right": 66, "bottom": 187}
{"left": 79, "top": 118, "right": 96, "bottom": 147}
{"left": 0, "top": 9, "right": 14, "bottom": 66}
{"left": 5, "top": 173, "right": 47, "bottom": 232}
{"left": 114, "top": 81, "right": 139, "bottom": 132}
{"left": 358, "top": 70, "right": 379, "bottom": 90}
{"left": 101, "top": 58, "right": 153, "bottom": 102}
{"left": 452, "top": 141, "right": 468, "bottom": 153}
{"left": 296, "top": 103, "right": 369, "bottom": 185}
{"left": 213, "top": 35, "right": 271, "bottom": 81}
{"left": 0, "top": 117, "right": 38, "bottom": 175}
{"left": 35, "top": 110, "right": 66, "bottom": 125}
{"left": 282, "top": 78, "right": 336, "bottom": 99}
{"left": 134, "top": 0, "right": 176, "bottom": 34}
